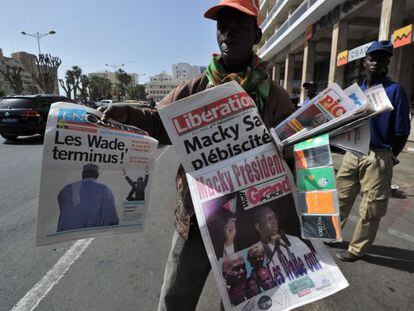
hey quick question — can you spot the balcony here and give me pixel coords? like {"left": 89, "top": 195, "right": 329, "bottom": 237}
{"left": 261, "top": 0, "right": 288, "bottom": 33}
{"left": 258, "top": 0, "right": 345, "bottom": 60}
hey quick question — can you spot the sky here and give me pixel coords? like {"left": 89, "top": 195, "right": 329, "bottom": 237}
{"left": 0, "top": 0, "right": 220, "bottom": 84}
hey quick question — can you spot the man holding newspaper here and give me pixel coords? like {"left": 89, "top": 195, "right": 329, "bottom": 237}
{"left": 335, "top": 41, "right": 411, "bottom": 262}
{"left": 99, "top": 0, "right": 295, "bottom": 310}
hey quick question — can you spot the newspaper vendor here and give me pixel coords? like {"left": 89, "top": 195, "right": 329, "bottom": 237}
{"left": 100, "top": 0, "right": 295, "bottom": 309}
{"left": 335, "top": 40, "right": 411, "bottom": 262}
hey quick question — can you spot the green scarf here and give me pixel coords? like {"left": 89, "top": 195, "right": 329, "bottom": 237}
{"left": 205, "top": 54, "right": 270, "bottom": 114}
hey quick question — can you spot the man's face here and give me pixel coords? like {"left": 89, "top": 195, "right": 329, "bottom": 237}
{"left": 256, "top": 208, "right": 279, "bottom": 242}
{"left": 257, "top": 268, "right": 274, "bottom": 290}
{"left": 216, "top": 7, "right": 261, "bottom": 70}
{"left": 305, "top": 86, "right": 316, "bottom": 99}
{"left": 223, "top": 255, "right": 247, "bottom": 286}
{"left": 248, "top": 249, "right": 264, "bottom": 270}
{"left": 364, "top": 52, "right": 390, "bottom": 78}
{"left": 246, "top": 278, "right": 261, "bottom": 295}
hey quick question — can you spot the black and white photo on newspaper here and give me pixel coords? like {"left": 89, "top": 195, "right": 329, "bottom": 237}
{"left": 158, "top": 81, "right": 348, "bottom": 311}
{"left": 36, "top": 103, "right": 158, "bottom": 246}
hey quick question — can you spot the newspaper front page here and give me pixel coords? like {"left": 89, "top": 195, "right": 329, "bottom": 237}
{"left": 37, "top": 103, "right": 158, "bottom": 246}
{"left": 158, "top": 82, "right": 348, "bottom": 311}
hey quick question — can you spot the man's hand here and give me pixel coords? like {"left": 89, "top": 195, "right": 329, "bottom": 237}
{"left": 98, "top": 105, "right": 130, "bottom": 123}
{"left": 224, "top": 217, "right": 237, "bottom": 246}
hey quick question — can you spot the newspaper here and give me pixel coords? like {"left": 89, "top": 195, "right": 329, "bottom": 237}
{"left": 158, "top": 82, "right": 348, "bottom": 311}
{"left": 274, "top": 83, "right": 357, "bottom": 146}
{"left": 273, "top": 83, "right": 393, "bottom": 150}
{"left": 36, "top": 103, "right": 158, "bottom": 246}
{"left": 330, "top": 124, "right": 370, "bottom": 156}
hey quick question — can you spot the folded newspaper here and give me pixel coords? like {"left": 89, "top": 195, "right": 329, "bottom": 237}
{"left": 36, "top": 103, "right": 158, "bottom": 246}
{"left": 158, "top": 81, "right": 348, "bottom": 311}
{"left": 272, "top": 82, "right": 394, "bottom": 155}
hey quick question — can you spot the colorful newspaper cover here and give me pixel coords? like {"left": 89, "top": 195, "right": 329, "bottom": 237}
{"left": 36, "top": 103, "right": 158, "bottom": 246}
{"left": 158, "top": 82, "right": 348, "bottom": 311}
{"left": 274, "top": 83, "right": 355, "bottom": 141}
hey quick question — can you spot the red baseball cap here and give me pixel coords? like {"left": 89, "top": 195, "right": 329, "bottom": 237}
{"left": 204, "top": 0, "right": 261, "bottom": 27}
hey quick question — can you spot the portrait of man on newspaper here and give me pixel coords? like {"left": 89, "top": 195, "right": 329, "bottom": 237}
{"left": 217, "top": 204, "right": 320, "bottom": 306}
{"left": 56, "top": 163, "right": 119, "bottom": 232}
{"left": 203, "top": 192, "right": 315, "bottom": 259}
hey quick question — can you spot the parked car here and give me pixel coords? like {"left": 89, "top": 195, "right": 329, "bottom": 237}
{"left": 0, "top": 94, "right": 76, "bottom": 140}
{"left": 96, "top": 99, "right": 117, "bottom": 108}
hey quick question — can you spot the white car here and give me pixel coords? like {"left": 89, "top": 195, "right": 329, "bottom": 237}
{"left": 96, "top": 99, "right": 117, "bottom": 107}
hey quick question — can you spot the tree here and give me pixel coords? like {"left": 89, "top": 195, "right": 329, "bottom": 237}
{"left": 59, "top": 70, "right": 75, "bottom": 99}
{"left": 115, "top": 69, "right": 133, "bottom": 100}
{"left": 0, "top": 64, "right": 24, "bottom": 94}
{"left": 79, "top": 75, "right": 89, "bottom": 101}
{"left": 35, "top": 54, "right": 61, "bottom": 93}
{"left": 88, "top": 75, "right": 112, "bottom": 101}
{"left": 0, "top": 89, "right": 5, "bottom": 97}
{"left": 126, "top": 84, "right": 147, "bottom": 100}
{"left": 71, "top": 66, "right": 82, "bottom": 100}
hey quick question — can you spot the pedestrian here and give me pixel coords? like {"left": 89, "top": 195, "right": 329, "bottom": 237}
{"left": 335, "top": 40, "right": 411, "bottom": 262}
{"left": 99, "top": 0, "right": 294, "bottom": 309}
{"left": 298, "top": 81, "right": 317, "bottom": 108}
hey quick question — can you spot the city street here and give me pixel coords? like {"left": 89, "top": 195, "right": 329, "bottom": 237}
{"left": 0, "top": 136, "right": 413, "bottom": 311}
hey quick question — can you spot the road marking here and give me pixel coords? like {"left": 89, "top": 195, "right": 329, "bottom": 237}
{"left": 407, "top": 147, "right": 414, "bottom": 153}
{"left": 345, "top": 215, "right": 414, "bottom": 244}
{"left": 156, "top": 146, "right": 170, "bottom": 162}
{"left": 11, "top": 238, "right": 94, "bottom": 311}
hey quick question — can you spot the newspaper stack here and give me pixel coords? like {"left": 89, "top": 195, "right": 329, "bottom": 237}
{"left": 273, "top": 83, "right": 394, "bottom": 155}
{"left": 158, "top": 81, "right": 348, "bottom": 311}
{"left": 294, "top": 134, "right": 341, "bottom": 241}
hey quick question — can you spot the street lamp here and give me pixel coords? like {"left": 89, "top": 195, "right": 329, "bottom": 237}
{"left": 136, "top": 73, "right": 146, "bottom": 84}
{"left": 105, "top": 63, "right": 125, "bottom": 72}
{"left": 21, "top": 30, "right": 56, "bottom": 55}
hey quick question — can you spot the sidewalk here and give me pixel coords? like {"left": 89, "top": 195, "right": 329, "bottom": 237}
{"left": 299, "top": 142, "right": 414, "bottom": 310}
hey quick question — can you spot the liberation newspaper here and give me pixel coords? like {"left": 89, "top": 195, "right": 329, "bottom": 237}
{"left": 158, "top": 82, "right": 348, "bottom": 311}
{"left": 37, "top": 103, "right": 158, "bottom": 246}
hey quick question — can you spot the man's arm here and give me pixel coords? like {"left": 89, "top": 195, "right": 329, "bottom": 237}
{"left": 100, "top": 75, "right": 207, "bottom": 145}
{"left": 393, "top": 135, "right": 409, "bottom": 157}
{"left": 393, "top": 86, "right": 411, "bottom": 157}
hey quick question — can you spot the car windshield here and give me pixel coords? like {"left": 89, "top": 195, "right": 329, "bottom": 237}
{"left": 0, "top": 98, "right": 35, "bottom": 109}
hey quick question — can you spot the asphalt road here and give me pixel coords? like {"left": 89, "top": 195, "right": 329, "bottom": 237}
{"left": 0, "top": 135, "right": 413, "bottom": 311}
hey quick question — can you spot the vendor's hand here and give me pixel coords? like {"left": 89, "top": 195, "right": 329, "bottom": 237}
{"left": 99, "top": 104, "right": 129, "bottom": 123}
{"left": 224, "top": 218, "right": 236, "bottom": 246}
{"left": 282, "top": 145, "right": 294, "bottom": 159}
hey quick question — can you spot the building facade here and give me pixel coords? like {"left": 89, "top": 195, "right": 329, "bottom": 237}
{"left": 89, "top": 71, "right": 140, "bottom": 85}
{"left": 257, "top": 0, "right": 414, "bottom": 106}
{"left": 145, "top": 71, "right": 180, "bottom": 102}
{"left": 0, "top": 49, "right": 44, "bottom": 95}
{"left": 172, "top": 63, "right": 206, "bottom": 81}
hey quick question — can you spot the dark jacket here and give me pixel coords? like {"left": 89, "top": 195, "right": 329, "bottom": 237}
{"left": 124, "top": 72, "right": 294, "bottom": 239}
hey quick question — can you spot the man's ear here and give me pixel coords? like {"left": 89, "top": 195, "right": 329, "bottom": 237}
{"left": 255, "top": 27, "right": 262, "bottom": 45}
{"left": 255, "top": 223, "right": 261, "bottom": 234}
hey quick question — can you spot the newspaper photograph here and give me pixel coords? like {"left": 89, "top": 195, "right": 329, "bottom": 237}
{"left": 36, "top": 103, "right": 158, "bottom": 246}
{"left": 158, "top": 83, "right": 348, "bottom": 311}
